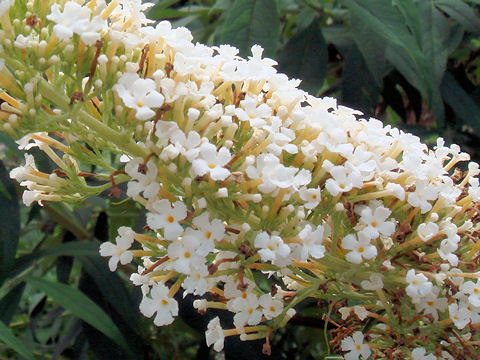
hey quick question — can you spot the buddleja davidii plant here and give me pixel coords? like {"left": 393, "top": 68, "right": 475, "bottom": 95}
{"left": 2, "top": 0, "right": 480, "bottom": 358}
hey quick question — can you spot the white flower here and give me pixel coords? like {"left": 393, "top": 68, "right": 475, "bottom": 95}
{"left": 341, "top": 331, "right": 371, "bottom": 360}
{"left": 130, "top": 266, "right": 156, "bottom": 295}
{"left": 259, "top": 294, "right": 283, "bottom": 320}
{"left": 407, "top": 179, "right": 439, "bottom": 214}
{"left": 10, "top": 154, "right": 38, "bottom": 182}
{"left": 192, "top": 143, "right": 231, "bottom": 181}
{"left": 356, "top": 202, "right": 395, "bottom": 239}
{"left": 146, "top": 199, "right": 187, "bottom": 240}
{"left": 114, "top": 72, "right": 165, "bottom": 121}
{"left": 406, "top": 269, "right": 433, "bottom": 300}
{"left": 460, "top": 280, "right": 480, "bottom": 307}
{"left": 99, "top": 230, "right": 135, "bottom": 271}
{"left": 299, "top": 186, "right": 321, "bottom": 209}
{"left": 296, "top": 223, "right": 327, "bottom": 260}
{"left": 235, "top": 96, "right": 272, "bottom": 128}
{"left": 254, "top": 232, "right": 291, "bottom": 264}
{"left": 192, "top": 212, "right": 225, "bottom": 256}
{"left": 125, "top": 157, "right": 160, "bottom": 199}
{"left": 171, "top": 130, "right": 201, "bottom": 162}
{"left": 224, "top": 276, "right": 256, "bottom": 299}
{"left": 353, "top": 306, "right": 368, "bottom": 321}
{"left": 182, "top": 265, "right": 209, "bottom": 297}
{"left": 232, "top": 294, "right": 262, "bottom": 329}
{"left": 0, "top": 0, "right": 14, "bottom": 18}
{"left": 205, "top": 317, "right": 225, "bottom": 352}
{"left": 246, "top": 154, "right": 311, "bottom": 194}
{"left": 167, "top": 231, "right": 204, "bottom": 274}
{"left": 139, "top": 283, "right": 178, "bottom": 326}
{"left": 469, "top": 177, "right": 480, "bottom": 201}
{"left": 339, "top": 307, "right": 352, "bottom": 320}
{"left": 415, "top": 286, "right": 448, "bottom": 321}
{"left": 417, "top": 222, "right": 439, "bottom": 242}
{"left": 341, "top": 233, "right": 377, "bottom": 264}
{"left": 325, "top": 164, "right": 363, "bottom": 196}
{"left": 411, "top": 347, "right": 436, "bottom": 360}
{"left": 47, "top": 2, "right": 105, "bottom": 44}
{"left": 449, "top": 302, "right": 470, "bottom": 329}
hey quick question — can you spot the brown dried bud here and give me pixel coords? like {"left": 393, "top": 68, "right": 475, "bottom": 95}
{"left": 165, "top": 62, "right": 174, "bottom": 77}
{"left": 137, "top": 162, "right": 148, "bottom": 174}
{"left": 262, "top": 343, "right": 271, "bottom": 356}
{"left": 26, "top": 14, "right": 39, "bottom": 27}
{"left": 238, "top": 242, "right": 253, "bottom": 258}
{"left": 451, "top": 167, "right": 464, "bottom": 183}
{"left": 109, "top": 186, "right": 122, "bottom": 198}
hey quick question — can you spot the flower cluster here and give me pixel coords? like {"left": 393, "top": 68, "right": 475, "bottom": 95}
{"left": 2, "top": 0, "right": 480, "bottom": 358}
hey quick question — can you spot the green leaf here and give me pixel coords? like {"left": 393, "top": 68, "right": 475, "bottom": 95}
{"left": 78, "top": 256, "right": 139, "bottom": 332}
{"left": 418, "top": 1, "right": 463, "bottom": 127}
{"left": 441, "top": 72, "right": 480, "bottom": 131}
{"left": 435, "top": 0, "right": 480, "bottom": 33}
{"left": 9, "top": 241, "right": 99, "bottom": 280}
{"left": 220, "top": 0, "right": 281, "bottom": 58}
{"left": 342, "top": 0, "right": 421, "bottom": 53}
{"left": 0, "top": 320, "right": 35, "bottom": 360}
{"left": 341, "top": 44, "right": 381, "bottom": 115}
{"left": 419, "top": 2, "right": 463, "bottom": 86}
{"left": 0, "top": 160, "right": 20, "bottom": 286}
{"left": 349, "top": 11, "right": 386, "bottom": 85}
{"left": 107, "top": 199, "right": 138, "bottom": 243}
{"left": 392, "top": 0, "right": 423, "bottom": 47}
{"left": 147, "top": 0, "right": 182, "bottom": 15}
{"left": 278, "top": 19, "right": 327, "bottom": 95}
{"left": 0, "top": 282, "right": 25, "bottom": 325}
{"left": 342, "top": 0, "right": 431, "bottom": 101}
{"left": 44, "top": 203, "right": 91, "bottom": 240}
{"left": 25, "top": 277, "right": 130, "bottom": 352}
{"left": 148, "top": 6, "right": 213, "bottom": 20}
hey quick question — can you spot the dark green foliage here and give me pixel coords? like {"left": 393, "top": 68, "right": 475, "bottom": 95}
{"left": 221, "top": 0, "right": 281, "bottom": 58}
{"left": 2, "top": 0, "right": 480, "bottom": 359}
{"left": 278, "top": 19, "right": 328, "bottom": 94}
{"left": 0, "top": 160, "right": 20, "bottom": 286}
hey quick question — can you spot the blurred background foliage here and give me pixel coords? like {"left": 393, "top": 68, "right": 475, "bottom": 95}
{"left": 0, "top": 0, "right": 479, "bottom": 359}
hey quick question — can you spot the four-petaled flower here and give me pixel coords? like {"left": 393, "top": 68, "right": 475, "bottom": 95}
{"left": 115, "top": 72, "right": 165, "bottom": 121}
{"left": 139, "top": 283, "right": 178, "bottom": 326}
{"left": 192, "top": 143, "right": 232, "bottom": 181}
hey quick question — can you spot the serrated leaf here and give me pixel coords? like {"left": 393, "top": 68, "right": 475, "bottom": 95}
{"left": 0, "top": 160, "right": 20, "bottom": 286}
{"left": 0, "top": 320, "right": 35, "bottom": 360}
{"left": 25, "top": 277, "right": 130, "bottom": 352}
{"left": 435, "top": 0, "right": 480, "bottom": 33}
{"left": 278, "top": 19, "right": 327, "bottom": 94}
{"left": 220, "top": 0, "right": 281, "bottom": 58}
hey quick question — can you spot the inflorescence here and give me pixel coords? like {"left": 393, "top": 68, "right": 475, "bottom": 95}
{"left": 3, "top": 1, "right": 480, "bottom": 358}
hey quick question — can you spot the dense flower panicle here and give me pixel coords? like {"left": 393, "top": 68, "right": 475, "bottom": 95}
{"left": 3, "top": 0, "right": 480, "bottom": 357}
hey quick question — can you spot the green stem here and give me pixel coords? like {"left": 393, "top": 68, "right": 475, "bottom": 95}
{"left": 39, "top": 80, "right": 148, "bottom": 158}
